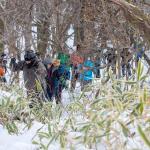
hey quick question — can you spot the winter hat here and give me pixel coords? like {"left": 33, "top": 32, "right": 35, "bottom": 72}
{"left": 24, "top": 50, "right": 36, "bottom": 61}
{"left": 43, "top": 58, "right": 52, "bottom": 65}
{"left": 53, "top": 59, "right": 60, "bottom": 67}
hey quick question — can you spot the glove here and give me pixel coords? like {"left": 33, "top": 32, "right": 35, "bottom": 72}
{"left": 45, "top": 76, "right": 50, "bottom": 83}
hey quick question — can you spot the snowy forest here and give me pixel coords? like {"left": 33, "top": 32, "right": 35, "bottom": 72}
{"left": 0, "top": 0, "right": 150, "bottom": 150}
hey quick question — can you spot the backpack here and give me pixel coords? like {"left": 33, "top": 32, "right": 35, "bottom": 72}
{"left": 57, "top": 65, "right": 70, "bottom": 88}
{"left": 71, "top": 53, "right": 84, "bottom": 65}
{"left": 57, "top": 53, "right": 70, "bottom": 65}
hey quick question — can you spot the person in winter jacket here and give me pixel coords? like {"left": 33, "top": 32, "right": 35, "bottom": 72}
{"left": 93, "top": 56, "right": 101, "bottom": 78}
{"left": 58, "top": 63, "right": 70, "bottom": 88}
{"left": 0, "top": 63, "right": 5, "bottom": 82}
{"left": 0, "top": 53, "right": 7, "bottom": 82}
{"left": 121, "top": 48, "right": 132, "bottom": 77}
{"left": 43, "top": 56, "right": 53, "bottom": 101}
{"left": 71, "top": 63, "right": 79, "bottom": 91}
{"left": 105, "top": 49, "right": 116, "bottom": 73}
{"left": 70, "top": 45, "right": 84, "bottom": 91}
{"left": 46, "top": 59, "right": 70, "bottom": 103}
{"left": 10, "top": 50, "right": 47, "bottom": 104}
{"left": 46, "top": 59, "right": 61, "bottom": 103}
{"left": 80, "top": 58, "right": 94, "bottom": 90}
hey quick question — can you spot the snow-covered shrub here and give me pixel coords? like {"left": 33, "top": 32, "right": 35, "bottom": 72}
{"left": 0, "top": 61, "right": 149, "bottom": 150}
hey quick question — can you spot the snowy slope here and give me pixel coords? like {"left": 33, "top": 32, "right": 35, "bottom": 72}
{"left": 0, "top": 80, "right": 149, "bottom": 149}
{"left": 0, "top": 123, "right": 41, "bottom": 150}
{"left": 0, "top": 90, "right": 72, "bottom": 150}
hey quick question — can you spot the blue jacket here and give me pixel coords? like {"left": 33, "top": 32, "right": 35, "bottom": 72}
{"left": 80, "top": 60, "right": 94, "bottom": 81}
{"left": 58, "top": 64, "right": 70, "bottom": 81}
{"left": 47, "top": 64, "right": 70, "bottom": 93}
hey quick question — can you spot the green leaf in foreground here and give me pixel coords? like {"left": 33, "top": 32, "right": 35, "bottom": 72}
{"left": 119, "top": 122, "right": 130, "bottom": 137}
{"left": 138, "top": 125, "right": 150, "bottom": 148}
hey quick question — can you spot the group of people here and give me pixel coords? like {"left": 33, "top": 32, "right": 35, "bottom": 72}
{"left": 9, "top": 50, "right": 71, "bottom": 105}
{"left": 0, "top": 46, "right": 144, "bottom": 106}
{"left": 104, "top": 48, "right": 133, "bottom": 77}
{"left": 0, "top": 50, "right": 96, "bottom": 106}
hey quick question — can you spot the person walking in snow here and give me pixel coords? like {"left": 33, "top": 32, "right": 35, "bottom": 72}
{"left": 10, "top": 50, "right": 48, "bottom": 106}
{"left": 46, "top": 59, "right": 61, "bottom": 103}
{"left": 70, "top": 45, "right": 84, "bottom": 91}
{"left": 80, "top": 58, "right": 94, "bottom": 91}
{"left": 105, "top": 49, "right": 117, "bottom": 74}
{"left": 93, "top": 56, "right": 101, "bottom": 78}
{"left": 46, "top": 59, "right": 70, "bottom": 103}
{"left": 121, "top": 48, "right": 132, "bottom": 77}
{"left": 0, "top": 53, "right": 7, "bottom": 83}
{"left": 43, "top": 55, "right": 53, "bottom": 101}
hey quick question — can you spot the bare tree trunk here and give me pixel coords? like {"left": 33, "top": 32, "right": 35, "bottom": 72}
{"left": 79, "top": 0, "right": 85, "bottom": 49}
{"left": 24, "top": 24, "right": 32, "bottom": 50}
{"left": 37, "top": 19, "right": 49, "bottom": 59}
{"left": 24, "top": 1, "right": 34, "bottom": 51}
{"left": 0, "top": 19, "right": 4, "bottom": 54}
{"left": 78, "top": 0, "right": 96, "bottom": 56}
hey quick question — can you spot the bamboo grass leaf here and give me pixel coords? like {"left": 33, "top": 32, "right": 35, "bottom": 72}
{"left": 38, "top": 132, "right": 50, "bottom": 139}
{"left": 138, "top": 125, "right": 150, "bottom": 148}
{"left": 119, "top": 122, "right": 130, "bottom": 137}
{"left": 32, "top": 141, "right": 39, "bottom": 145}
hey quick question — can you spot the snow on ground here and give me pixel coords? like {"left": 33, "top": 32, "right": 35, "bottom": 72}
{"left": 0, "top": 122, "right": 42, "bottom": 150}
{"left": 0, "top": 82, "right": 83, "bottom": 150}
{"left": 0, "top": 90, "right": 11, "bottom": 98}
{"left": 0, "top": 79, "right": 149, "bottom": 149}
{"left": 0, "top": 89, "right": 73, "bottom": 150}
{"left": 0, "top": 87, "right": 40, "bottom": 150}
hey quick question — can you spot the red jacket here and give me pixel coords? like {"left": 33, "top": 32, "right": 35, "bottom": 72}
{"left": 0, "top": 67, "right": 5, "bottom": 77}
